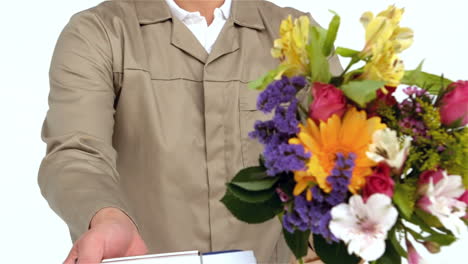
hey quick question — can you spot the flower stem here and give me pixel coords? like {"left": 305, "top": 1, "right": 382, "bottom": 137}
{"left": 297, "top": 102, "right": 310, "bottom": 123}
{"left": 298, "top": 103, "right": 309, "bottom": 116}
{"left": 340, "top": 57, "right": 359, "bottom": 78}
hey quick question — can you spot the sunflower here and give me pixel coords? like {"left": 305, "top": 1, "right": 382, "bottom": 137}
{"left": 289, "top": 107, "right": 386, "bottom": 200}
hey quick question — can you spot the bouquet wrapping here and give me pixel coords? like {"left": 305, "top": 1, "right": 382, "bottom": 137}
{"left": 221, "top": 5, "right": 468, "bottom": 264}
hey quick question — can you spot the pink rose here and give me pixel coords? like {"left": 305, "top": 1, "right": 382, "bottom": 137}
{"left": 418, "top": 169, "right": 444, "bottom": 185}
{"left": 362, "top": 163, "right": 394, "bottom": 201}
{"left": 439, "top": 80, "right": 468, "bottom": 126}
{"left": 309, "top": 82, "right": 347, "bottom": 122}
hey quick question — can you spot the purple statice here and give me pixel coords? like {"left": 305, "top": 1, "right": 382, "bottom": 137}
{"left": 272, "top": 99, "right": 300, "bottom": 135}
{"left": 290, "top": 76, "right": 307, "bottom": 87}
{"left": 256, "top": 76, "right": 307, "bottom": 113}
{"left": 263, "top": 143, "right": 310, "bottom": 176}
{"left": 282, "top": 195, "right": 313, "bottom": 233}
{"left": 282, "top": 213, "right": 295, "bottom": 233}
{"left": 282, "top": 152, "right": 356, "bottom": 242}
{"left": 282, "top": 194, "right": 338, "bottom": 242}
{"left": 325, "top": 152, "right": 356, "bottom": 206}
{"left": 249, "top": 120, "right": 277, "bottom": 145}
{"left": 249, "top": 122, "right": 291, "bottom": 147}
{"left": 249, "top": 76, "right": 308, "bottom": 177}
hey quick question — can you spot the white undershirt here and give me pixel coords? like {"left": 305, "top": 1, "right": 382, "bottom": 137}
{"left": 164, "top": 0, "right": 232, "bottom": 53}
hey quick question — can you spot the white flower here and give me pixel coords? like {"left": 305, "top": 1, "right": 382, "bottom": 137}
{"left": 420, "top": 172, "right": 467, "bottom": 237}
{"left": 329, "top": 194, "right": 398, "bottom": 261}
{"left": 366, "top": 128, "right": 411, "bottom": 170}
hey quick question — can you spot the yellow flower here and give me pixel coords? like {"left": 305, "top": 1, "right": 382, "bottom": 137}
{"left": 361, "top": 6, "right": 413, "bottom": 56}
{"left": 360, "top": 6, "right": 414, "bottom": 87}
{"left": 289, "top": 108, "right": 386, "bottom": 200}
{"left": 363, "top": 42, "right": 405, "bottom": 87}
{"left": 271, "top": 15, "right": 310, "bottom": 76}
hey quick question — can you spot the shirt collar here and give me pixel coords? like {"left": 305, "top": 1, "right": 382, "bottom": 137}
{"left": 218, "top": 0, "right": 232, "bottom": 19}
{"left": 135, "top": 0, "right": 265, "bottom": 30}
{"left": 164, "top": 0, "right": 232, "bottom": 22}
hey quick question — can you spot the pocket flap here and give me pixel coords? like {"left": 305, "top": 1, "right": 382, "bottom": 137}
{"left": 239, "top": 85, "right": 261, "bottom": 111}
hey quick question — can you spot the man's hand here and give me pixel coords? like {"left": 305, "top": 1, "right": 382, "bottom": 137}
{"left": 63, "top": 208, "right": 148, "bottom": 264}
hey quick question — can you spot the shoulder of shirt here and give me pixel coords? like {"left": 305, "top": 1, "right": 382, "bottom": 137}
{"left": 63, "top": 0, "right": 322, "bottom": 36}
{"left": 256, "top": 0, "right": 322, "bottom": 33}
{"left": 257, "top": 0, "right": 307, "bottom": 18}
{"left": 64, "top": 0, "right": 138, "bottom": 32}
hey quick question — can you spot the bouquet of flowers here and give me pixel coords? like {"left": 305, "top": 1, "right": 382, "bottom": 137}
{"left": 221, "top": 5, "right": 468, "bottom": 264}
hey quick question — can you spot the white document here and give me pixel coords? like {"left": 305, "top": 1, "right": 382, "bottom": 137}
{"left": 100, "top": 250, "right": 257, "bottom": 264}
{"left": 101, "top": 251, "right": 201, "bottom": 264}
{"left": 202, "top": 251, "right": 257, "bottom": 264}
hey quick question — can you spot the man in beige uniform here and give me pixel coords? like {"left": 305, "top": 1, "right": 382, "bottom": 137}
{"left": 38, "top": 0, "right": 341, "bottom": 263}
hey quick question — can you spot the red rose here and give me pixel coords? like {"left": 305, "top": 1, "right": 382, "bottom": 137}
{"left": 418, "top": 169, "right": 444, "bottom": 185}
{"left": 367, "top": 86, "right": 397, "bottom": 116}
{"left": 309, "top": 82, "right": 347, "bottom": 122}
{"left": 362, "top": 163, "right": 394, "bottom": 201}
{"left": 439, "top": 80, "right": 468, "bottom": 126}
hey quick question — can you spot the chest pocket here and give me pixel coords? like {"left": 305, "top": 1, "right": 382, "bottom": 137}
{"left": 238, "top": 84, "right": 272, "bottom": 168}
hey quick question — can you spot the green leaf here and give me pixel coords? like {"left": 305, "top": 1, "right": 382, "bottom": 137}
{"left": 409, "top": 212, "right": 441, "bottom": 234}
{"left": 404, "top": 222, "right": 455, "bottom": 247}
{"left": 393, "top": 180, "right": 418, "bottom": 220}
{"left": 322, "top": 11, "right": 340, "bottom": 57}
{"left": 401, "top": 62, "right": 453, "bottom": 95}
{"left": 389, "top": 228, "right": 407, "bottom": 258}
{"left": 414, "top": 209, "right": 443, "bottom": 228}
{"left": 406, "top": 226, "right": 424, "bottom": 240}
{"left": 283, "top": 229, "right": 311, "bottom": 260}
{"left": 341, "top": 80, "right": 386, "bottom": 108}
{"left": 308, "top": 26, "right": 331, "bottom": 83}
{"left": 230, "top": 166, "right": 279, "bottom": 191}
{"left": 375, "top": 240, "right": 401, "bottom": 264}
{"left": 248, "top": 72, "right": 269, "bottom": 90}
{"left": 227, "top": 183, "right": 275, "bottom": 203}
{"left": 313, "top": 234, "right": 361, "bottom": 264}
{"left": 248, "top": 65, "right": 293, "bottom": 91}
{"left": 335, "top": 47, "right": 360, "bottom": 58}
{"left": 220, "top": 189, "right": 282, "bottom": 223}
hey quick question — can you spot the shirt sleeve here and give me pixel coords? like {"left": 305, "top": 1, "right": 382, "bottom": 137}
{"left": 37, "top": 9, "right": 138, "bottom": 242}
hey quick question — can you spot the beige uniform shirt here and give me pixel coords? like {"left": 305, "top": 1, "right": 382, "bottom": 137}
{"left": 38, "top": 0, "right": 341, "bottom": 263}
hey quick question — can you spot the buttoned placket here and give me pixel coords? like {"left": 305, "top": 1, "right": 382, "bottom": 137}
{"left": 164, "top": 0, "right": 261, "bottom": 251}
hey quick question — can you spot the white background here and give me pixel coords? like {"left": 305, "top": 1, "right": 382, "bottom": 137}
{"left": 0, "top": 0, "right": 466, "bottom": 263}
